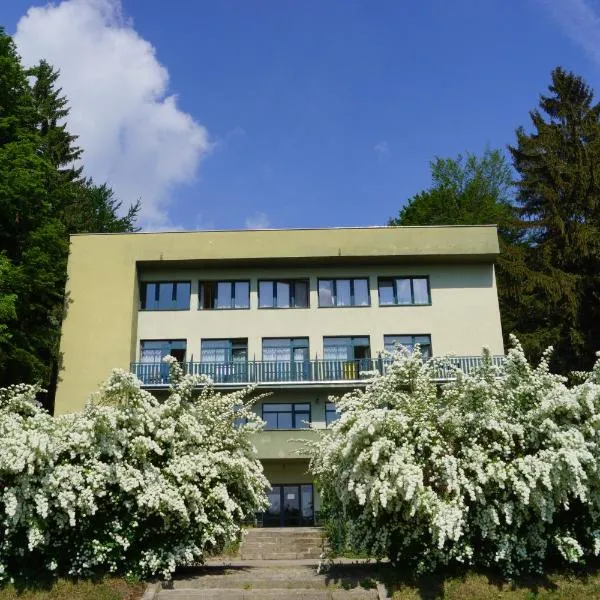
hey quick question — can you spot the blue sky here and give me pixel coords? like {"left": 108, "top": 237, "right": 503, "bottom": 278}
{"left": 2, "top": 0, "right": 600, "bottom": 230}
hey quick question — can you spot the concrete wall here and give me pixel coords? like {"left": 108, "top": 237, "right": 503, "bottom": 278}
{"left": 55, "top": 226, "right": 502, "bottom": 413}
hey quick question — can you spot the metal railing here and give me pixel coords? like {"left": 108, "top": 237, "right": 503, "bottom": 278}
{"left": 131, "top": 355, "right": 505, "bottom": 386}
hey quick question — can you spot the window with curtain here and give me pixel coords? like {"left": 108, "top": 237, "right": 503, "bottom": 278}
{"left": 201, "top": 339, "right": 248, "bottom": 362}
{"left": 318, "top": 278, "right": 369, "bottom": 307}
{"left": 378, "top": 277, "right": 430, "bottom": 306}
{"left": 199, "top": 281, "right": 250, "bottom": 309}
{"left": 258, "top": 279, "right": 309, "bottom": 308}
{"left": 140, "top": 340, "right": 186, "bottom": 362}
{"left": 262, "top": 338, "right": 309, "bottom": 362}
{"left": 384, "top": 334, "right": 432, "bottom": 358}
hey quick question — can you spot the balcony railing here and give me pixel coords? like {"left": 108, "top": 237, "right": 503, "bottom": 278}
{"left": 131, "top": 355, "right": 505, "bottom": 387}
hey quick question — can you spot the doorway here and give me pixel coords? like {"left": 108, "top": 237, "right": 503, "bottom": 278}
{"left": 263, "top": 484, "right": 314, "bottom": 527}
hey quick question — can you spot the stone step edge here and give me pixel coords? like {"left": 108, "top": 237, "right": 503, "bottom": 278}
{"left": 156, "top": 589, "right": 381, "bottom": 600}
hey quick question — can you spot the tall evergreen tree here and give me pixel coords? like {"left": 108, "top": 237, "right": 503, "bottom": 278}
{"left": 509, "top": 67, "right": 600, "bottom": 372}
{"left": 0, "top": 28, "right": 139, "bottom": 410}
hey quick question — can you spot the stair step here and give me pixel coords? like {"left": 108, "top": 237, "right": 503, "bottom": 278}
{"left": 159, "top": 588, "right": 378, "bottom": 599}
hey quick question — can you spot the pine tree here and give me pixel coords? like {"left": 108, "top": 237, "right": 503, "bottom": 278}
{"left": 509, "top": 67, "right": 600, "bottom": 372}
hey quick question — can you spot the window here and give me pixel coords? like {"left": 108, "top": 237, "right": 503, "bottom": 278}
{"left": 258, "top": 279, "right": 309, "bottom": 308}
{"left": 378, "top": 277, "right": 430, "bottom": 306}
{"left": 325, "top": 402, "right": 340, "bottom": 427}
{"left": 318, "top": 278, "right": 370, "bottom": 307}
{"left": 323, "top": 336, "right": 371, "bottom": 360}
{"left": 201, "top": 338, "right": 248, "bottom": 363}
{"left": 140, "top": 340, "right": 186, "bottom": 363}
{"left": 384, "top": 335, "right": 432, "bottom": 359}
{"left": 262, "top": 403, "right": 311, "bottom": 429}
{"left": 140, "top": 281, "right": 190, "bottom": 310}
{"left": 262, "top": 338, "right": 309, "bottom": 362}
{"left": 199, "top": 280, "right": 250, "bottom": 309}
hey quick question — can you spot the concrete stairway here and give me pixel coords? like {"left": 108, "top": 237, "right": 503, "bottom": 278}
{"left": 157, "top": 563, "right": 381, "bottom": 599}
{"left": 238, "top": 527, "right": 326, "bottom": 560}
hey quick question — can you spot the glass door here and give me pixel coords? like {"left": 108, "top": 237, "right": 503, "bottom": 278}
{"left": 263, "top": 486, "right": 282, "bottom": 527}
{"left": 283, "top": 486, "right": 301, "bottom": 526}
{"left": 263, "top": 484, "right": 314, "bottom": 527}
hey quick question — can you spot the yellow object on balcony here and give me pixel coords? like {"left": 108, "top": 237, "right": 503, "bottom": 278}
{"left": 343, "top": 361, "right": 358, "bottom": 379}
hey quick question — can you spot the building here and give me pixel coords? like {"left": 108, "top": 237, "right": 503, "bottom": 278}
{"left": 55, "top": 225, "right": 504, "bottom": 526}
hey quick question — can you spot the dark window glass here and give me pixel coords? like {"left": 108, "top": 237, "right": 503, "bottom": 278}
{"left": 262, "top": 402, "right": 311, "bottom": 429}
{"left": 234, "top": 281, "right": 250, "bottom": 308}
{"left": 141, "top": 281, "right": 190, "bottom": 310}
{"left": 325, "top": 402, "right": 340, "bottom": 427}
{"left": 294, "top": 281, "right": 309, "bottom": 308}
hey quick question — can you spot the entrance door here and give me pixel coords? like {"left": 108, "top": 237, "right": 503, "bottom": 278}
{"left": 263, "top": 484, "right": 314, "bottom": 527}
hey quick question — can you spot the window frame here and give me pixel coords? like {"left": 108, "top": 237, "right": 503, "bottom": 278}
{"left": 377, "top": 276, "right": 431, "bottom": 306}
{"left": 262, "top": 337, "right": 310, "bottom": 361}
{"left": 258, "top": 279, "right": 310, "bottom": 309}
{"left": 262, "top": 402, "right": 312, "bottom": 430}
{"left": 198, "top": 280, "right": 251, "bottom": 310}
{"left": 201, "top": 338, "right": 249, "bottom": 363}
{"left": 140, "top": 339, "right": 187, "bottom": 362}
{"left": 323, "top": 335, "right": 371, "bottom": 360}
{"left": 140, "top": 281, "right": 191, "bottom": 311}
{"left": 384, "top": 334, "right": 433, "bottom": 358}
{"left": 317, "top": 277, "right": 371, "bottom": 308}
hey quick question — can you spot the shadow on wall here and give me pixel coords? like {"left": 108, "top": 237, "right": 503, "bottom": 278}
{"left": 430, "top": 264, "right": 494, "bottom": 289}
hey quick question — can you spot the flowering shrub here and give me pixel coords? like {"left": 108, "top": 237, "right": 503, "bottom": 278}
{"left": 309, "top": 338, "right": 600, "bottom": 575}
{"left": 0, "top": 359, "right": 269, "bottom": 581}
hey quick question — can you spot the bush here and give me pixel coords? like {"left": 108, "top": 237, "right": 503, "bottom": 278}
{"left": 308, "top": 339, "right": 600, "bottom": 575}
{"left": 0, "top": 359, "right": 269, "bottom": 581}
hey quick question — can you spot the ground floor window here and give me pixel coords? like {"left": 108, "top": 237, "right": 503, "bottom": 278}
{"left": 262, "top": 403, "right": 311, "bottom": 429}
{"left": 325, "top": 401, "right": 340, "bottom": 427}
{"left": 263, "top": 484, "right": 314, "bottom": 527}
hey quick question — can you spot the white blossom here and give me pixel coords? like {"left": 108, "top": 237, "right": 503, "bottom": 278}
{"left": 0, "top": 361, "right": 269, "bottom": 581}
{"left": 307, "top": 338, "right": 600, "bottom": 575}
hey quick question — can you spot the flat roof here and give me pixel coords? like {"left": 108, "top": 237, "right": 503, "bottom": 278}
{"left": 69, "top": 225, "right": 500, "bottom": 265}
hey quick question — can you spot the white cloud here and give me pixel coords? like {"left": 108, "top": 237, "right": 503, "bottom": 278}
{"left": 244, "top": 212, "right": 271, "bottom": 229}
{"left": 538, "top": 0, "right": 600, "bottom": 66}
{"left": 14, "top": 0, "right": 211, "bottom": 228}
{"left": 374, "top": 140, "right": 391, "bottom": 159}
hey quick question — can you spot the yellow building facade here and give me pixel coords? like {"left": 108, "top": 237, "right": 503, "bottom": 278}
{"left": 55, "top": 225, "right": 504, "bottom": 526}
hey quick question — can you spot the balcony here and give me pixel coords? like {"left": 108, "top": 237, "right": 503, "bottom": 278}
{"left": 130, "top": 355, "right": 505, "bottom": 388}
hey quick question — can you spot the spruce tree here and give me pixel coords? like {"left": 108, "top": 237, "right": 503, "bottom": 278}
{"left": 509, "top": 67, "right": 600, "bottom": 372}
{"left": 0, "top": 28, "right": 139, "bottom": 410}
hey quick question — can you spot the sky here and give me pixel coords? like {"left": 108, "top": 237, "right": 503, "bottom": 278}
{"left": 2, "top": 0, "right": 600, "bottom": 230}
